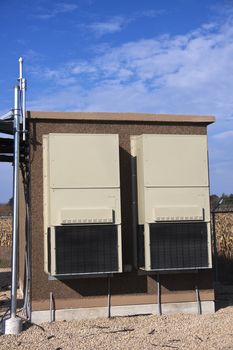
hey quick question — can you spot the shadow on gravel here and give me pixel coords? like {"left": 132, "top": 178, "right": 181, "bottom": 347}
{"left": 23, "top": 321, "right": 45, "bottom": 332}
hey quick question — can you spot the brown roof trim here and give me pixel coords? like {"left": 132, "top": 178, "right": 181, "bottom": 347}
{"left": 27, "top": 111, "right": 215, "bottom": 125}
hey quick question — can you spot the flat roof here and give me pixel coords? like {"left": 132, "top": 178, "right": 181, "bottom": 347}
{"left": 27, "top": 111, "right": 215, "bottom": 125}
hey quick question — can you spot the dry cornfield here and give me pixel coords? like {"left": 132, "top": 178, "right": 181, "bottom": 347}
{"left": 0, "top": 217, "right": 12, "bottom": 248}
{"left": 214, "top": 213, "right": 233, "bottom": 259}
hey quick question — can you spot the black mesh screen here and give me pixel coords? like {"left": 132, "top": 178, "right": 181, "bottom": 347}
{"left": 55, "top": 225, "right": 118, "bottom": 274}
{"left": 137, "top": 225, "right": 145, "bottom": 268}
{"left": 150, "top": 222, "right": 209, "bottom": 270}
{"left": 47, "top": 228, "right": 51, "bottom": 274}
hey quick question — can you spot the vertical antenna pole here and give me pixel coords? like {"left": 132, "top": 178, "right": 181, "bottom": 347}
{"left": 11, "top": 85, "right": 20, "bottom": 318}
{"left": 19, "top": 57, "right": 23, "bottom": 83}
{"left": 18, "top": 57, "right": 27, "bottom": 141}
{"left": 4, "top": 85, "right": 22, "bottom": 334}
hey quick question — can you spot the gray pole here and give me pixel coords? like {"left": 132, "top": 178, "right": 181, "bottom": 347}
{"left": 11, "top": 85, "right": 20, "bottom": 317}
{"left": 18, "top": 57, "right": 26, "bottom": 141}
{"left": 157, "top": 274, "right": 162, "bottom": 315}
{"left": 4, "top": 85, "right": 22, "bottom": 334}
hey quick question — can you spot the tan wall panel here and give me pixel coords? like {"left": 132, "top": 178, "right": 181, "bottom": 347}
{"left": 49, "top": 188, "right": 121, "bottom": 226}
{"left": 48, "top": 133, "right": 120, "bottom": 189}
{"left": 145, "top": 187, "right": 211, "bottom": 223}
{"left": 142, "top": 134, "right": 209, "bottom": 187}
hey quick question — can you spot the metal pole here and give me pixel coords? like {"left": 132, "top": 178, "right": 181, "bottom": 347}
{"left": 107, "top": 276, "right": 111, "bottom": 318}
{"left": 18, "top": 57, "right": 26, "bottom": 141}
{"left": 157, "top": 274, "right": 162, "bottom": 316}
{"left": 22, "top": 78, "right": 26, "bottom": 141}
{"left": 19, "top": 57, "right": 23, "bottom": 82}
{"left": 195, "top": 284, "right": 202, "bottom": 315}
{"left": 49, "top": 292, "right": 55, "bottom": 322}
{"left": 18, "top": 57, "right": 27, "bottom": 141}
{"left": 10, "top": 85, "right": 20, "bottom": 318}
{"left": 4, "top": 63, "right": 23, "bottom": 334}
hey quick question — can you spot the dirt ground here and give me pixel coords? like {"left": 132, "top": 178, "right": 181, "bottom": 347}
{"left": 1, "top": 269, "right": 233, "bottom": 350}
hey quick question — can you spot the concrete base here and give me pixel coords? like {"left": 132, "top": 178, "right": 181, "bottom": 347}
{"left": 4, "top": 317, "right": 22, "bottom": 335}
{"left": 31, "top": 301, "right": 215, "bottom": 324}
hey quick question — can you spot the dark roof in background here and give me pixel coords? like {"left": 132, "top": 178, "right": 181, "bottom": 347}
{"left": 213, "top": 199, "right": 233, "bottom": 213}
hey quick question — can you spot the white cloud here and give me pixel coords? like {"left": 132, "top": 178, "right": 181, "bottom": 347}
{"left": 28, "top": 18, "right": 233, "bottom": 117}
{"left": 0, "top": 5, "right": 232, "bottom": 201}
{"left": 27, "top": 11, "right": 233, "bottom": 194}
{"left": 84, "top": 10, "right": 163, "bottom": 37}
{"left": 137, "top": 9, "right": 164, "bottom": 18}
{"left": 87, "top": 17, "right": 126, "bottom": 37}
{"left": 213, "top": 130, "right": 233, "bottom": 140}
{"left": 36, "top": 2, "right": 78, "bottom": 20}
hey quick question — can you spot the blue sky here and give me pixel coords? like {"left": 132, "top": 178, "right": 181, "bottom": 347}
{"left": 1, "top": 0, "right": 233, "bottom": 202}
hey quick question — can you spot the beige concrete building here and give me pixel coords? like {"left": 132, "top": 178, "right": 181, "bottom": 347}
{"left": 19, "top": 111, "right": 215, "bottom": 323}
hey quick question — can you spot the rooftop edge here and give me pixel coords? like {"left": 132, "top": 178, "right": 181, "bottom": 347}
{"left": 27, "top": 111, "right": 215, "bottom": 124}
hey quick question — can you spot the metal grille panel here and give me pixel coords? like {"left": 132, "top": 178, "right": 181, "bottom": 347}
{"left": 47, "top": 228, "right": 51, "bottom": 274}
{"left": 150, "top": 222, "right": 209, "bottom": 270}
{"left": 137, "top": 225, "right": 145, "bottom": 268}
{"left": 55, "top": 225, "right": 118, "bottom": 274}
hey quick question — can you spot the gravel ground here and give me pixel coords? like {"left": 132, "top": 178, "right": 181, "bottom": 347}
{"left": 2, "top": 268, "right": 233, "bottom": 350}
{"left": 1, "top": 308, "right": 233, "bottom": 349}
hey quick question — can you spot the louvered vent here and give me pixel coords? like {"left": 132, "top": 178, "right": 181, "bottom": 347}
{"left": 51, "top": 225, "right": 118, "bottom": 275}
{"left": 150, "top": 222, "right": 209, "bottom": 270}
